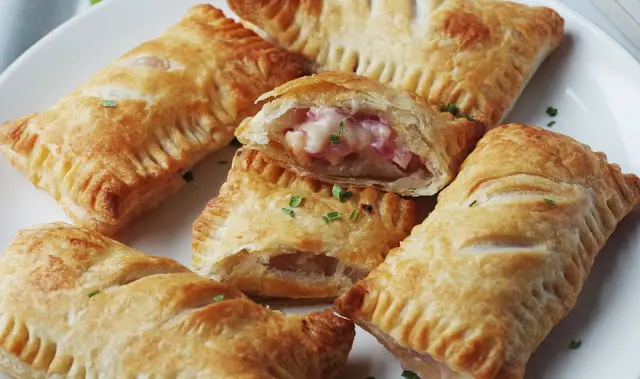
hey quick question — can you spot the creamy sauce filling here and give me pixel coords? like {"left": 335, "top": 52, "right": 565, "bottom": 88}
{"left": 282, "top": 107, "right": 421, "bottom": 172}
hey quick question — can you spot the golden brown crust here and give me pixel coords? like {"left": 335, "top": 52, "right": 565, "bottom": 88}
{"left": 192, "top": 148, "right": 418, "bottom": 298}
{"left": 236, "top": 72, "right": 485, "bottom": 196}
{"left": 0, "top": 4, "right": 302, "bottom": 236}
{"left": 228, "top": 0, "right": 564, "bottom": 127}
{"left": 0, "top": 222, "right": 354, "bottom": 378}
{"left": 335, "top": 124, "right": 640, "bottom": 379}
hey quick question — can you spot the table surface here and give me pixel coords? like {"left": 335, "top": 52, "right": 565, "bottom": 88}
{"left": 0, "top": 0, "right": 639, "bottom": 73}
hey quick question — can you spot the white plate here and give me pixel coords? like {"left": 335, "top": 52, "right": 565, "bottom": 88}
{"left": 1, "top": 1, "right": 639, "bottom": 378}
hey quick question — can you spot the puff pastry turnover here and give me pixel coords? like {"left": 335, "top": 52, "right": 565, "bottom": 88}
{"left": 228, "top": 0, "right": 564, "bottom": 127}
{"left": 235, "top": 72, "right": 484, "bottom": 196}
{"left": 0, "top": 4, "right": 302, "bottom": 236}
{"left": 0, "top": 222, "right": 355, "bottom": 379}
{"left": 335, "top": 124, "right": 640, "bottom": 379}
{"left": 192, "top": 148, "right": 417, "bottom": 299}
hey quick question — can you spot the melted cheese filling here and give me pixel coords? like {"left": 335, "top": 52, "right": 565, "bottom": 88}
{"left": 282, "top": 107, "right": 420, "bottom": 171}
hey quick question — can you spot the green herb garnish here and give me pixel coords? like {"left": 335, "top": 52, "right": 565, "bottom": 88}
{"left": 568, "top": 338, "right": 582, "bottom": 349}
{"left": 547, "top": 120, "right": 556, "bottom": 127}
{"left": 289, "top": 195, "right": 303, "bottom": 207}
{"left": 441, "top": 102, "right": 459, "bottom": 116}
{"left": 544, "top": 198, "right": 556, "bottom": 205}
{"left": 361, "top": 204, "right": 373, "bottom": 213}
{"left": 332, "top": 184, "right": 353, "bottom": 202}
{"left": 282, "top": 208, "right": 295, "bottom": 217}
{"left": 401, "top": 370, "right": 419, "bottom": 379}
{"left": 213, "top": 294, "right": 225, "bottom": 302}
{"left": 182, "top": 171, "right": 194, "bottom": 182}
{"left": 349, "top": 208, "right": 359, "bottom": 221}
{"left": 326, "top": 211, "right": 341, "bottom": 220}
{"left": 469, "top": 200, "right": 478, "bottom": 207}
{"left": 102, "top": 100, "right": 117, "bottom": 107}
{"left": 546, "top": 106, "right": 558, "bottom": 117}
{"left": 330, "top": 134, "right": 340, "bottom": 144}
{"left": 90, "top": 0, "right": 102, "bottom": 5}
{"left": 339, "top": 120, "right": 345, "bottom": 136}
{"left": 441, "top": 102, "right": 475, "bottom": 120}
{"left": 322, "top": 211, "right": 341, "bottom": 224}
{"left": 88, "top": 289, "right": 101, "bottom": 298}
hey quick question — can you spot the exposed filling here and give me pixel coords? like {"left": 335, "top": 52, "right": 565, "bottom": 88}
{"left": 279, "top": 107, "right": 429, "bottom": 180}
{"left": 266, "top": 251, "right": 366, "bottom": 283}
{"left": 363, "top": 320, "right": 471, "bottom": 379}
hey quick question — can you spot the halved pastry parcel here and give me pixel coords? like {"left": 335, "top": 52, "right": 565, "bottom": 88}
{"left": 228, "top": 0, "right": 565, "bottom": 127}
{"left": 0, "top": 223, "right": 355, "bottom": 379}
{"left": 235, "top": 72, "right": 485, "bottom": 196}
{"left": 0, "top": 5, "right": 302, "bottom": 236}
{"left": 192, "top": 149, "right": 418, "bottom": 299}
{"left": 335, "top": 124, "right": 640, "bottom": 378}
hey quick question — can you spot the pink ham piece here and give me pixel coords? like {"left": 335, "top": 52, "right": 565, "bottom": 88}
{"left": 283, "top": 107, "right": 418, "bottom": 169}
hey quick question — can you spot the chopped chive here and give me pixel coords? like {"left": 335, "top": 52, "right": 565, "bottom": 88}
{"left": 102, "top": 100, "right": 117, "bottom": 107}
{"left": 339, "top": 116, "right": 351, "bottom": 136}
{"left": 349, "top": 208, "right": 359, "bottom": 221}
{"left": 361, "top": 204, "right": 373, "bottom": 213}
{"left": 546, "top": 106, "right": 558, "bottom": 117}
{"left": 330, "top": 134, "right": 340, "bottom": 144}
{"left": 332, "top": 184, "right": 353, "bottom": 202}
{"left": 289, "top": 195, "right": 303, "bottom": 207}
{"left": 88, "top": 289, "right": 101, "bottom": 298}
{"left": 322, "top": 211, "right": 341, "bottom": 223}
{"left": 469, "top": 200, "right": 478, "bottom": 207}
{"left": 326, "top": 211, "right": 341, "bottom": 220}
{"left": 547, "top": 120, "right": 556, "bottom": 127}
{"left": 332, "top": 184, "right": 343, "bottom": 201}
{"left": 213, "top": 294, "right": 225, "bottom": 302}
{"left": 568, "top": 338, "right": 582, "bottom": 349}
{"left": 282, "top": 208, "right": 295, "bottom": 217}
{"left": 440, "top": 102, "right": 459, "bottom": 117}
{"left": 90, "top": 0, "right": 102, "bottom": 5}
{"left": 544, "top": 198, "right": 556, "bottom": 205}
{"left": 182, "top": 171, "right": 194, "bottom": 182}
{"left": 401, "top": 370, "right": 419, "bottom": 379}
